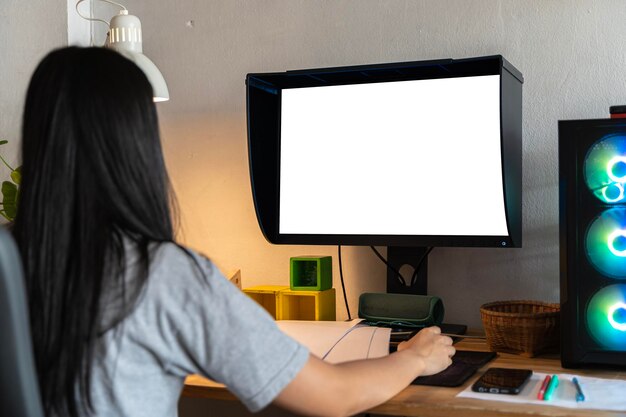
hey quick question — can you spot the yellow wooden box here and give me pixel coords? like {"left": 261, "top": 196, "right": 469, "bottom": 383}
{"left": 279, "top": 288, "right": 336, "bottom": 321}
{"left": 243, "top": 285, "right": 289, "bottom": 319}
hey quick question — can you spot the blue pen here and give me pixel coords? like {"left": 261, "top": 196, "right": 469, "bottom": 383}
{"left": 543, "top": 374, "right": 559, "bottom": 401}
{"left": 572, "top": 377, "right": 585, "bottom": 402}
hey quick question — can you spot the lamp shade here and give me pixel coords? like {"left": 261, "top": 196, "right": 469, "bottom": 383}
{"left": 106, "top": 10, "right": 169, "bottom": 102}
{"left": 115, "top": 49, "right": 169, "bottom": 102}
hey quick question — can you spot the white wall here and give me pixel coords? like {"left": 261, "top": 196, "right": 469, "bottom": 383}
{"left": 117, "top": 0, "right": 626, "bottom": 328}
{"left": 10, "top": 1, "right": 626, "bottom": 329}
{"left": 0, "top": 0, "right": 67, "bottom": 183}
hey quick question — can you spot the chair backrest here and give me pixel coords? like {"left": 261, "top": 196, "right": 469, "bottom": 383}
{"left": 0, "top": 227, "right": 45, "bottom": 417}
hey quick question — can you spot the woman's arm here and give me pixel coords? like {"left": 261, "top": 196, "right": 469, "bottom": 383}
{"left": 273, "top": 326, "right": 455, "bottom": 417}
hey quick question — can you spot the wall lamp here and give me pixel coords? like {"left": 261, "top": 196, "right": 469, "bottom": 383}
{"left": 76, "top": 0, "right": 170, "bottom": 102}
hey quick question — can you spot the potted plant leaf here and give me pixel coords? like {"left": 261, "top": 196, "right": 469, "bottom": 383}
{"left": 0, "top": 140, "right": 21, "bottom": 222}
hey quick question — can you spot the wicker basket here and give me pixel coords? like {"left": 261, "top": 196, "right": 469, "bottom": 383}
{"left": 480, "top": 300, "right": 560, "bottom": 357}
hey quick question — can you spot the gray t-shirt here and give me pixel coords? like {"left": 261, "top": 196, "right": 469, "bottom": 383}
{"left": 88, "top": 242, "right": 309, "bottom": 416}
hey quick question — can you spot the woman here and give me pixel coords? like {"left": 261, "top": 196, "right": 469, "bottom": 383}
{"left": 14, "top": 47, "right": 455, "bottom": 417}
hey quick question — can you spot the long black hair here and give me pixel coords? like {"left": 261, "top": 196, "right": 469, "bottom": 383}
{"left": 13, "top": 47, "right": 175, "bottom": 417}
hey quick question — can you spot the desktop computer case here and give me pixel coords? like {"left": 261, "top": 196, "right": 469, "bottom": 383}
{"left": 559, "top": 118, "right": 626, "bottom": 368}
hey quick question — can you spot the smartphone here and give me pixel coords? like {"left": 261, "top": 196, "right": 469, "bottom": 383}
{"left": 471, "top": 367, "right": 533, "bottom": 395}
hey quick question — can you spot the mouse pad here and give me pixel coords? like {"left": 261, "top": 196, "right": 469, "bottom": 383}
{"left": 411, "top": 350, "right": 497, "bottom": 387}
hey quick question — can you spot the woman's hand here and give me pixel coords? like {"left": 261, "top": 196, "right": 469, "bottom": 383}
{"left": 397, "top": 326, "right": 455, "bottom": 376}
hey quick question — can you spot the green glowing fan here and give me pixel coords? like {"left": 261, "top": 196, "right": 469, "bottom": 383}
{"left": 584, "top": 134, "right": 626, "bottom": 203}
{"left": 586, "top": 284, "right": 626, "bottom": 349}
{"left": 585, "top": 208, "right": 626, "bottom": 278}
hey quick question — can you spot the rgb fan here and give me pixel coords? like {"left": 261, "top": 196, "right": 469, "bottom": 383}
{"left": 586, "top": 284, "right": 626, "bottom": 350}
{"left": 584, "top": 134, "right": 626, "bottom": 203}
{"left": 586, "top": 208, "right": 626, "bottom": 278}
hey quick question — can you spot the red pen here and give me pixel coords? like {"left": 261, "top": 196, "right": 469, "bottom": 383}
{"left": 537, "top": 375, "right": 552, "bottom": 400}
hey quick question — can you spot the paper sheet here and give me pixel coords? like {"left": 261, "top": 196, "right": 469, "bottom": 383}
{"left": 276, "top": 319, "right": 391, "bottom": 363}
{"left": 324, "top": 326, "right": 391, "bottom": 363}
{"left": 457, "top": 372, "right": 626, "bottom": 411}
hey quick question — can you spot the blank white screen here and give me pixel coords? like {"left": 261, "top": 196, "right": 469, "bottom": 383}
{"left": 279, "top": 75, "right": 509, "bottom": 236}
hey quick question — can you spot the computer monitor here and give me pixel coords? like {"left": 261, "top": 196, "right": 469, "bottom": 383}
{"left": 246, "top": 55, "right": 523, "bottom": 295}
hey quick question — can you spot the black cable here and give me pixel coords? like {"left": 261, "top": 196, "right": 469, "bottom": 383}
{"left": 410, "top": 246, "right": 434, "bottom": 287}
{"left": 369, "top": 246, "right": 406, "bottom": 286}
{"left": 338, "top": 245, "right": 352, "bottom": 320}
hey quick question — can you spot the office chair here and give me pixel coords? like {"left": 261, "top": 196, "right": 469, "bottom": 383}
{"left": 0, "top": 227, "right": 45, "bottom": 417}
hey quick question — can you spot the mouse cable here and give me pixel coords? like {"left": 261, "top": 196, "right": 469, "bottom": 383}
{"left": 338, "top": 245, "right": 352, "bottom": 320}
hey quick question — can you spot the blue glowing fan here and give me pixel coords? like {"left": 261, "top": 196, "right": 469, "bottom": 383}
{"left": 586, "top": 284, "right": 626, "bottom": 350}
{"left": 586, "top": 208, "right": 626, "bottom": 278}
{"left": 584, "top": 134, "right": 626, "bottom": 203}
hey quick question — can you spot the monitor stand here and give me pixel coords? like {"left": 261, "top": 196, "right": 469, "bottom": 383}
{"left": 386, "top": 246, "right": 467, "bottom": 336}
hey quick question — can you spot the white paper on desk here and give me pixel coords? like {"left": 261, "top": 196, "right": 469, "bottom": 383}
{"left": 457, "top": 372, "right": 626, "bottom": 411}
{"left": 276, "top": 320, "right": 391, "bottom": 363}
{"left": 324, "top": 326, "right": 391, "bottom": 363}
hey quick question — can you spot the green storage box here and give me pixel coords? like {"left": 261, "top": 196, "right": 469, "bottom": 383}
{"left": 290, "top": 256, "right": 332, "bottom": 291}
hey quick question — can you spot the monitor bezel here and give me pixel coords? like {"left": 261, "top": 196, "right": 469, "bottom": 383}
{"left": 246, "top": 55, "right": 523, "bottom": 248}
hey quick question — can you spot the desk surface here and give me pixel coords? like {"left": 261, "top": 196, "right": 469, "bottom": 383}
{"left": 182, "top": 334, "right": 626, "bottom": 417}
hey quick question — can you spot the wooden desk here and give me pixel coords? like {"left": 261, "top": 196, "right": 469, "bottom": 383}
{"left": 182, "top": 336, "right": 626, "bottom": 417}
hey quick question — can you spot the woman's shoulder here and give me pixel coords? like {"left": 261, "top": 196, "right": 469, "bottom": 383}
{"left": 147, "top": 241, "right": 220, "bottom": 285}
{"left": 150, "top": 241, "right": 212, "bottom": 270}
{"left": 121, "top": 241, "right": 226, "bottom": 311}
